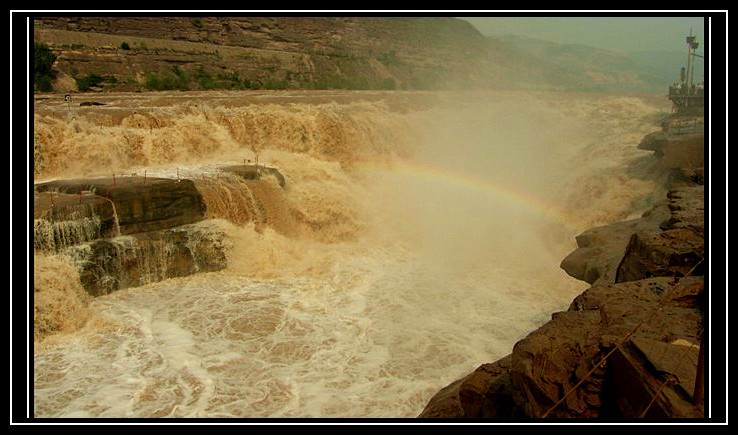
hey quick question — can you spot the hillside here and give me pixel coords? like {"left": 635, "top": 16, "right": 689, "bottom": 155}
{"left": 33, "top": 16, "right": 679, "bottom": 93}
{"left": 33, "top": 16, "right": 492, "bottom": 92}
{"left": 490, "top": 35, "right": 692, "bottom": 93}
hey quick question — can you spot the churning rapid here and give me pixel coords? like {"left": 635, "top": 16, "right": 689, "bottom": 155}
{"left": 31, "top": 90, "right": 670, "bottom": 418}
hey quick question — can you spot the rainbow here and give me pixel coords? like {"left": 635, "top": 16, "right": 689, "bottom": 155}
{"left": 358, "top": 159, "right": 582, "bottom": 234}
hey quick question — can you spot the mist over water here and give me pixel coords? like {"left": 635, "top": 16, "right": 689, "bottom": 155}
{"left": 32, "top": 90, "right": 668, "bottom": 418}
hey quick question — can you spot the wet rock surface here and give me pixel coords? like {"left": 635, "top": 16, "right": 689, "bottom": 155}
{"left": 35, "top": 176, "right": 207, "bottom": 235}
{"left": 66, "top": 222, "right": 230, "bottom": 296}
{"left": 34, "top": 192, "right": 119, "bottom": 251}
{"left": 220, "top": 164, "right": 286, "bottom": 188}
{"left": 638, "top": 128, "right": 704, "bottom": 169}
{"left": 34, "top": 176, "right": 222, "bottom": 296}
{"left": 33, "top": 166, "right": 287, "bottom": 297}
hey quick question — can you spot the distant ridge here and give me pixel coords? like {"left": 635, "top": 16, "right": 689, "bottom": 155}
{"left": 33, "top": 16, "right": 678, "bottom": 93}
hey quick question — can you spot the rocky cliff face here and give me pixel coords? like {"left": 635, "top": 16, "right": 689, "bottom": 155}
{"left": 33, "top": 16, "right": 674, "bottom": 93}
{"left": 33, "top": 16, "right": 493, "bottom": 92}
{"left": 418, "top": 127, "right": 706, "bottom": 419}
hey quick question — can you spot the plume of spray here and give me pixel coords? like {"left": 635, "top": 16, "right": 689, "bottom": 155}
{"left": 31, "top": 90, "right": 668, "bottom": 418}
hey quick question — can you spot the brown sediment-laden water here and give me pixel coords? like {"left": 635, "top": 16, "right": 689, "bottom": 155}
{"left": 31, "top": 89, "right": 670, "bottom": 418}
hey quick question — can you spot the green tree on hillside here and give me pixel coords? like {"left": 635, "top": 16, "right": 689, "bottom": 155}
{"left": 34, "top": 42, "right": 57, "bottom": 92}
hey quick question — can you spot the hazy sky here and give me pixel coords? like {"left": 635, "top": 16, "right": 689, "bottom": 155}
{"left": 459, "top": 16, "right": 706, "bottom": 54}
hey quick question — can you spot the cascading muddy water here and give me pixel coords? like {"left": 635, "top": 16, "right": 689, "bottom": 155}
{"left": 33, "top": 253, "right": 92, "bottom": 343}
{"left": 193, "top": 173, "right": 299, "bottom": 238}
{"left": 34, "top": 214, "right": 103, "bottom": 251}
{"left": 33, "top": 192, "right": 121, "bottom": 252}
{"left": 32, "top": 90, "right": 669, "bottom": 418}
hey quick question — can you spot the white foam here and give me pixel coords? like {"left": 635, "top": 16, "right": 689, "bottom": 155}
{"left": 33, "top": 90, "right": 667, "bottom": 418}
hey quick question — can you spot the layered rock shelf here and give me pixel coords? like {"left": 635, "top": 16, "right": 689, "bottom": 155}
{"left": 35, "top": 176, "right": 207, "bottom": 236}
{"left": 418, "top": 126, "right": 706, "bottom": 420}
{"left": 33, "top": 166, "right": 284, "bottom": 296}
{"left": 64, "top": 223, "right": 229, "bottom": 296}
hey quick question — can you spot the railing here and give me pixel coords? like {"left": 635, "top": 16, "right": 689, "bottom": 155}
{"left": 540, "top": 259, "right": 705, "bottom": 419}
{"left": 667, "top": 117, "right": 704, "bottom": 135}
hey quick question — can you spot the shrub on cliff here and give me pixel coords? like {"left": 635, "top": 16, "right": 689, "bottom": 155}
{"left": 34, "top": 42, "right": 56, "bottom": 92}
{"left": 76, "top": 74, "right": 104, "bottom": 91}
{"left": 144, "top": 67, "right": 190, "bottom": 91}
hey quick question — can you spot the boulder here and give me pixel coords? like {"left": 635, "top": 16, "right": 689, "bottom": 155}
{"left": 614, "top": 228, "right": 704, "bottom": 283}
{"left": 560, "top": 202, "right": 669, "bottom": 285}
{"left": 509, "top": 309, "right": 606, "bottom": 418}
{"left": 638, "top": 131, "right": 704, "bottom": 169}
{"left": 662, "top": 185, "right": 705, "bottom": 234}
{"left": 418, "top": 356, "right": 521, "bottom": 419}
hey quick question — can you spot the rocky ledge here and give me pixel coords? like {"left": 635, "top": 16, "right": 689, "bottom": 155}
{"left": 33, "top": 166, "right": 285, "bottom": 296}
{"left": 418, "top": 128, "right": 706, "bottom": 419}
{"left": 35, "top": 176, "right": 207, "bottom": 236}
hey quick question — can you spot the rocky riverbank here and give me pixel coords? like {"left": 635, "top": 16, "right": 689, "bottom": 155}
{"left": 418, "top": 123, "right": 706, "bottom": 419}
